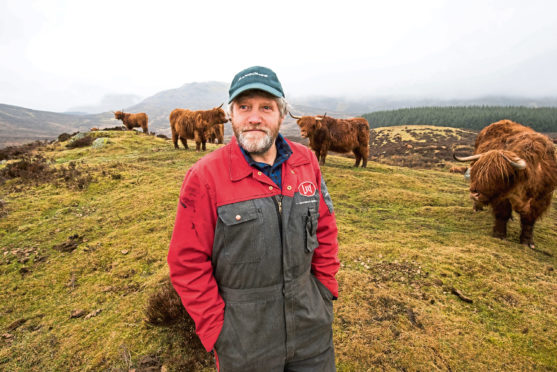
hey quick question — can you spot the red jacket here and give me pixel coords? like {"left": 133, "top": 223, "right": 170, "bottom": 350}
{"left": 168, "top": 137, "right": 339, "bottom": 353}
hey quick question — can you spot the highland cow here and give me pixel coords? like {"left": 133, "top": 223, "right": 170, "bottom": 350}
{"left": 291, "top": 113, "right": 370, "bottom": 167}
{"left": 207, "top": 123, "right": 224, "bottom": 144}
{"left": 113, "top": 111, "right": 148, "bottom": 133}
{"left": 169, "top": 105, "right": 228, "bottom": 151}
{"left": 454, "top": 119, "right": 557, "bottom": 248}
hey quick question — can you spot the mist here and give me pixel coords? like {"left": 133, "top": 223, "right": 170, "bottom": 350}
{"left": 1, "top": 0, "right": 556, "bottom": 112}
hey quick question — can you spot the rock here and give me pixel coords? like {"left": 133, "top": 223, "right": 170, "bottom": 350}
{"left": 92, "top": 138, "right": 109, "bottom": 149}
{"left": 72, "top": 133, "right": 87, "bottom": 141}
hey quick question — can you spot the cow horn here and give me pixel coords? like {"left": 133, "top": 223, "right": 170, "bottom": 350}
{"left": 501, "top": 154, "right": 527, "bottom": 170}
{"left": 218, "top": 103, "right": 223, "bottom": 109}
{"left": 289, "top": 112, "right": 301, "bottom": 119}
{"left": 453, "top": 153, "right": 482, "bottom": 162}
{"left": 316, "top": 116, "right": 323, "bottom": 121}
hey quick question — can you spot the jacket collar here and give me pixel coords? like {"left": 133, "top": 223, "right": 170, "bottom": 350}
{"left": 285, "top": 138, "right": 311, "bottom": 167}
{"left": 229, "top": 136, "right": 311, "bottom": 182}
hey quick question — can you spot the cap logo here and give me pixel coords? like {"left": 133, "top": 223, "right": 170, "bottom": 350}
{"left": 298, "top": 181, "right": 316, "bottom": 197}
{"left": 238, "top": 72, "right": 269, "bottom": 81}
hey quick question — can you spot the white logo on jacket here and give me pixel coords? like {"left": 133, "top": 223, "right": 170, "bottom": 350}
{"left": 298, "top": 181, "right": 316, "bottom": 197}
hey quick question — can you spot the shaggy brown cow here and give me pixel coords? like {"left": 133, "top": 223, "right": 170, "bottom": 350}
{"left": 291, "top": 113, "right": 370, "bottom": 167}
{"left": 454, "top": 119, "right": 557, "bottom": 248}
{"left": 169, "top": 105, "right": 227, "bottom": 151}
{"left": 207, "top": 123, "right": 224, "bottom": 144}
{"left": 113, "top": 111, "right": 148, "bottom": 133}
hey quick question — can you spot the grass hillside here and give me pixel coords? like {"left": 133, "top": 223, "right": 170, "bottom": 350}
{"left": 369, "top": 125, "right": 478, "bottom": 169}
{"left": 1, "top": 130, "right": 556, "bottom": 371}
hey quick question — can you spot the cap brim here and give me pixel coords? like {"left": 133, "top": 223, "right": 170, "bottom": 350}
{"left": 228, "top": 82, "right": 283, "bottom": 103}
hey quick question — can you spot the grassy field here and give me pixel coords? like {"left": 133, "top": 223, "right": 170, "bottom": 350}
{"left": 1, "top": 130, "right": 556, "bottom": 371}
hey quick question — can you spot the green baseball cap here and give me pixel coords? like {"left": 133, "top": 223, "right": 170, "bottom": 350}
{"left": 228, "top": 66, "right": 284, "bottom": 103}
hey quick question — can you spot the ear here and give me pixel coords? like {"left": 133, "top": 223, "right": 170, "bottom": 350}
{"left": 315, "top": 119, "right": 322, "bottom": 130}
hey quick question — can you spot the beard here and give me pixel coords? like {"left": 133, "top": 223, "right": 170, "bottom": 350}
{"left": 232, "top": 123, "right": 281, "bottom": 155}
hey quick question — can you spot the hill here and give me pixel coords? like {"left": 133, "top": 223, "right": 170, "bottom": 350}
{"left": 1, "top": 130, "right": 555, "bottom": 371}
{"left": 369, "top": 125, "right": 478, "bottom": 168}
{"left": 4, "top": 80, "right": 557, "bottom": 149}
{"left": 0, "top": 104, "right": 117, "bottom": 148}
{"left": 362, "top": 106, "right": 557, "bottom": 132}
{"left": 0, "top": 82, "right": 323, "bottom": 147}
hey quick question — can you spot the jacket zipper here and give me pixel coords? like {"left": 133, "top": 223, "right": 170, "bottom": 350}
{"left": 272, "top": 194, "right": 285, "bottom": 298}
{"left": 272, "top": 194, "right": 283, "bottom": 230}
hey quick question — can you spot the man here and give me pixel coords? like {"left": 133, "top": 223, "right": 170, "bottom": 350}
{"left": 168, "top": 66, "right": 340, "bottom": 371}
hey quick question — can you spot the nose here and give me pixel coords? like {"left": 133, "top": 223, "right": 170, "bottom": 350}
{"left": 247, "top": 112, "right": 262, "bottom": 125}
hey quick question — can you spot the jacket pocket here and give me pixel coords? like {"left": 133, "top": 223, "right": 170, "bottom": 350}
{"left": 218, "top": 202, "right": 264, "bottom": 264}
{"left": 214, "top": 298, "right": 285, "bottom": 369}
{"left": 304, "top": 209, "right": 319, "bottom": 253}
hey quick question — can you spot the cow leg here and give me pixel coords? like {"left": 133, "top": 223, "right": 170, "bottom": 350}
{"left": 320, "top": 150, "right": 327, "bottom": 165}
{"left": 492, "top": 199, "right": 512, "bottom": 239}
{"left": 519, "top": 218, "right": 535, "bottom": 248}
{"left": 172, "top": 131, "right": 179, "bottom": 149}
{"left": 353, "top": 149, "right": 361, "bottom": 167}
{"left": 180, "top": 137, "right": 189, "bottom": 150}
{"left": 319, "top": 145, "right": 328, "bottom": 165}
{"left": 361, "top": 146, "right": 369, "bottom": 168}
{"left": 313, "top": 150, "right": 320, "bottom": 163}
{"left": 193, "top": 130, "right": 203, "bottom": 151}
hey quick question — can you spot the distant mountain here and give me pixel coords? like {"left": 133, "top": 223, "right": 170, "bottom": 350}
{"left": 66, "top": 94, "right": 143, "bottom": 115}
{"left": 2, "top": 80, "right": 557, "bottom": 148}
{"left": 1, "top": 104, "right": 83, "bottom": 147}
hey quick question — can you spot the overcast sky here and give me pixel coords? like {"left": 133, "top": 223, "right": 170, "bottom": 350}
{"left": 1, "top": 0, "right": 557, "bottom": 112}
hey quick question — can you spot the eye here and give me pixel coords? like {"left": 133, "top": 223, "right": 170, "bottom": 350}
{"left": 262, "top": 105, "right": 273, "bottom": 111}
{"left": 238, "top": 104, "right": 249, "bottom": 110}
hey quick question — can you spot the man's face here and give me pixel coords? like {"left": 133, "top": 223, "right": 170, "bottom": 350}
{"left": 230, "top": 93, "right": 283, "bottom": 155}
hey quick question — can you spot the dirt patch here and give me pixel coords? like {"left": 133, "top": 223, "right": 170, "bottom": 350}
{"left": 1, "top": 246, "right": 45, "bottom": 265}
{"left": 370, "top": 295, "right": 409, "bottom": 322}
{"left": 53, "top": 234, "right": 83, "bottom": 253}
{"left": 369, "top": 126, "right": 477, "bottom": 169}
